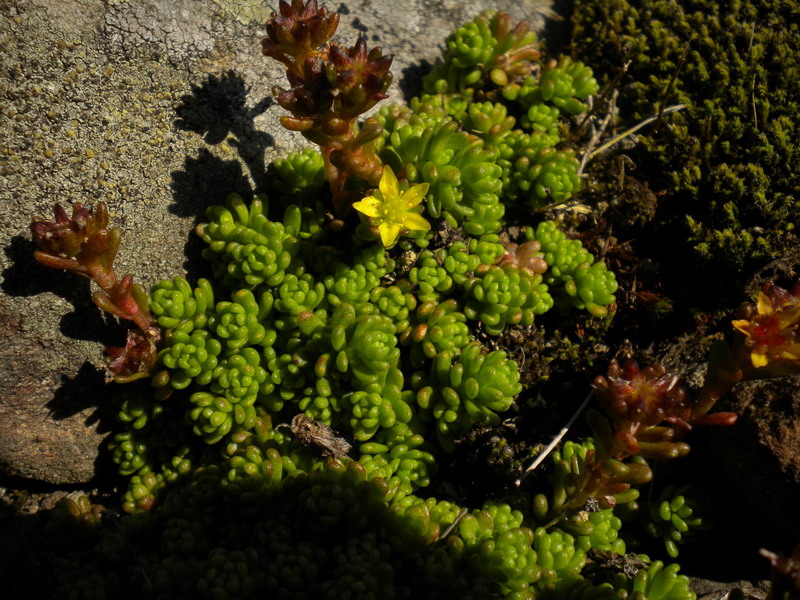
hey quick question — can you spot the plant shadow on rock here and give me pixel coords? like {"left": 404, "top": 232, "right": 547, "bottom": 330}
{"left": 43, "top": 361, "right": 123, "bottom": 485}
{"left": 2, "top": 236, "right": 121, "bottom": 346}
{"left": 2, "top": 238, "right": 158, "bottom": 492}
{"left": 171, "top": 71, "right": 275, "bottom": 283}
{"left": 170, "top": 149, "right": 253, "bottom": 284}
{"left": 45, "top": 361, "right": 115, "bottom": 429}
{"left": 399, "top": 60, "right": 432, "bottom": 103}
{"left": 173, "top": 70, "right": 274, "bottom": 198}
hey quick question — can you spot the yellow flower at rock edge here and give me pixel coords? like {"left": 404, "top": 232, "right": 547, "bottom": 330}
{"left": 732, "top": 284, "right": 800, "bottom": 369}
{"left": 352, "top": 166, "right": 431, "bottom": 247}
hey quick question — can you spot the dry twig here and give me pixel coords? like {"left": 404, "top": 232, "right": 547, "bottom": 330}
{"left": 577, "top": 89, "right": 619, "bottom": 176}
{"left": 515, "top": 390, "right": 595, "bottom": 487}
{"left": 589, "top": 104, "right": 687, "bottom": 159}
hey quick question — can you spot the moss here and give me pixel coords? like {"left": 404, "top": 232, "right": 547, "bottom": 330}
{"left": 570, "top": 0, "right": 800, "bottom": 285}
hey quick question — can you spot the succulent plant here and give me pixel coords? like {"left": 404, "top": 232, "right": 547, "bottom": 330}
{"left": 414, "top": 342, "right": 522, "bottom": 449}
{"left": 643, "top": 485, "right": 706, "bottom": 558}
{"left": 732, "top": 281, "right": 800, "bottom": 373}
{"left": 197, "top": 194, "right": 304, "bottom": 291}
{"left": 534, "top": 526, "right": 587, "bottom": 587}
{"left": 503, "top": 57, "right": 599, "bottom": 116}
{"left": 149, "top": 276, "right": 215, "bottom": 331}
{"left": 263, "top": 0, "right": 392, "bottom": 205}
{"left": 423, "top": 9, "right": 541, "bottom": 95}
{"left": 529, "top": 221, "right": 618, "bottom": 317}
{"left": 627, "top": 560, "right": 695, "bottom": 600}
{"left": 210, "top": 289, "right": 275, "bottom": 350}
{"left": 31, "top": 202, "right": 160, "bottom": 382}
{"left": 463, "top": 261, "right": 553, "bottom": 335}
{"left": 581, "top": 509, "right": 626, "bottom": 555}
{"left": 592, "top": 360, "right": 691, "bottom": 459}
{"left": 158, "top": 326, "right": 223, "bottom": 390}
{"left": 374, "top": 108, "right": 506, "bottom": 236}
{"left": 269, "top": 147, "right": 327, "bottom": 202}
{"left": 42, "top": 6, "right": 800, "bottom": 600}
{"left": 403, "top": 299, "right": 471, "bottom": 367}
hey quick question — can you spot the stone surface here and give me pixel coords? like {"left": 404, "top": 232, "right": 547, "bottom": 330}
{"left": 702, "top": 378, "right": 800, "bottom": 536}
{"left": 0, "top": 0, "right": 556, "bottom": 484}
{"left": 657, "top": 322, "right": 800, "bottom": 551}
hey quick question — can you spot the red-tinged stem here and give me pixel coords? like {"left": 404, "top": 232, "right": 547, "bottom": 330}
{"left": 321, "top": 145, "right": 348, "bottom": 209}
{"left": 337, "top": 143, "right": 383, "bottom": 186}
{"left": 691, "top": 338, "right": 747, "bottom": 423}
{"left": 84, "top": 257, "right": 118, "bottom": 293}
{"left": 81, "top": 256, "right": 155, "bottom": 335}
{"left": 320, "top": 126, "right": 384, "bottom": 212}
{"left": 110, "top": 277, "right": 155, "bottom": 334}
{"left": 32, "top": 201, "right": 161, "bottom": 384}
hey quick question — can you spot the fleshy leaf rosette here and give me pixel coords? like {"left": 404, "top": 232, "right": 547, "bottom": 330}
{"left": 261, "top": 0, "right": 339, "bottom": 78}
{"left": 592, "top": 360, "right": 691, "bottom": 460}
{"left": 31, "top": 203, "right": 151, "bottom": 330}
{"left": 374, "top": 108, "right": 505, "bottom": 236}
{"left": 31, "top": 202, "right": 159, "bottom": 382}
{"left": 423, "top": 10, "right": 541, "bottom": 95}
{"left": 495, "top": 239, "right": 547, "bottom": 276}
{"left": 326, "top": 37, "right": 394, "bottom": 120}
{"left": 530, "top": 438, "right": 647, "bottom": 521}
{"left": 644, "top": 484, "right": 706, "bottom": 558}
{"left": 105, "top": 328, "right": 160, "bottom": 384}
{"left": 31, "top": 202, "right": 118, "bottom": 281}
{"left": 263, "top": 0, "right": 393, "bottom": 203}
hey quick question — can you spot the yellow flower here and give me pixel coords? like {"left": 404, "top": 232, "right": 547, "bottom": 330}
{"left": 352, "top": 166, "right": 430, "bottom": 246}
{"left": 732, "top": 283, "right": 800, "bottom": 368}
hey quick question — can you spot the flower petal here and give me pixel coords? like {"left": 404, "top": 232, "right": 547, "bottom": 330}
{"left": 378, "top": 222, "right": 401, "bottom": 246}
{"left": 401, "top": 182, "right": 430, "bottom": 208}
{"left": 400, "top": 212, "right": 431, "bottom": 232}
{"left": 756, "top": 291, "right": 774, "bottom": 316}
{"left": 778, "top": 306, "right": 800, "bottom": 329}
{"left": 379, "top": 166, "right": 400, "bottom": 201}
{"left": 751, "top": 350, "right": 769, "bottom": 368}
{"left": 352, "top": 196, "right": 383, "bottom": 218}
{"left": 732, "top": 319, "right": 752, "bottom": 336}
{"left": 780, "top": 343, "right": 800, "bottom": 361}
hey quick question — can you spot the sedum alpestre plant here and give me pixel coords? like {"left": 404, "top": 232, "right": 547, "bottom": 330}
{"left": 26, "top": 2, "right": 800, "bottom": 599}
{"left": 30, "top": 202, "right": 161, "bottom": 383}
{"left": 261, "top": 0, "right": 391, "bottom": 209}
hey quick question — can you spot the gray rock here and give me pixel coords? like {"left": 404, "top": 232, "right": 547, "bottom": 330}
{"left": 0, "top": 0, "right": 555, "bottom": 484}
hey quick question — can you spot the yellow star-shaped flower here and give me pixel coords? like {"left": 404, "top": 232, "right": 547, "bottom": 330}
{"left": 732, "top": 286, "right": 800, "bottom": 368}
{"left": 352, "top": 166, "right": 431, "bottom": 246}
